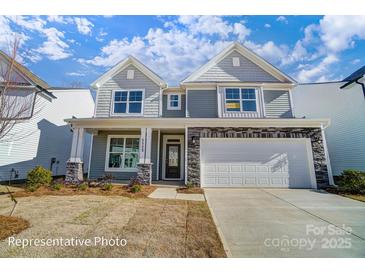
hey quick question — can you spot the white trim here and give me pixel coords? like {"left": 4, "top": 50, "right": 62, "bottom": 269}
{"left": 91, "top": 56, "right": 167, "bottom": 88}
{"left": 259, "top": 87, "right": 266, "bottom": 118}
{"left": 217, "top": 85, "right": 222, "bottom": 118}
{"left": 288, "top": 88, "right": 296, "bottom": 118}
{"left": 167, "top": 93, "right": 181, "bottom": 110}
{"left": 162, "top": 134, "right": 184, "bottom": 181}
{"left": 185, "top": 89, "right": 189, "bottom": 117}
{"left": 67, "top": 117, "right": 331, "bottom": 130}
{"left": 182, "top": 42, "right": 295, "bottom": 84}
{"left": 223, "top": 87, "right": 260, "bottom": 114}
{"left": 182, "top": 82, "right": 295, "bottom": 89}
{"left": 87, "top": 133, "right": 94, "bottom": 179}
{"left": 321, "top": 124, "right": 335, "bottom": 186}
{"left": 200, "top": 138, "right": 317, "bottom": 189}
{"left": 104, "top": 134, "right": 140, "bottom": 172}
{"left": 156, "top": 129, "right": 160, "bottom": 181}
{"left": 93, "top": 88, "right": 99, "bottom": 117}
{"left": 110, "top": 89, "right": 145, "bottom": 117}
{"left": 184, "top": 126, "right": 188, "bottom": 185}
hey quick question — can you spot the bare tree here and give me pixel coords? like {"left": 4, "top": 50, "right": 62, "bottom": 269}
{"left": 0, "top": 39, "right": 36, "bottom": 141}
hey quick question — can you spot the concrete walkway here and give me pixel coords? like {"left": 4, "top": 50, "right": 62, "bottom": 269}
{"left": 205, "top": 188, "right": 365, "bottom": 258}
{"left": 148, "top": 187, "right": 205, "bottom": 201}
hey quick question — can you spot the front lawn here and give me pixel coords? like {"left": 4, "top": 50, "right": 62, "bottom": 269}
{"left": 0, "top": 194, "right": 226, "bottom": 257}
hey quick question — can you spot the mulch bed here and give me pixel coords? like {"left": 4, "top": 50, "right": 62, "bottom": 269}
{"left": 176, "top": 187, "right": 204, "bottom": 194}
{"left": 0, "top": 215, "right": 30, "bottom": 240}
{"left": 325, "top": 187, "right": 365, "bottom": 203}
{"left": 13, "top": 184, "right": 156, "bottom": 199}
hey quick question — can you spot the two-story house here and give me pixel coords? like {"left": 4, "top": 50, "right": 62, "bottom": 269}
{"left": 66, "top": 42, "right": 333, "bottom": 189}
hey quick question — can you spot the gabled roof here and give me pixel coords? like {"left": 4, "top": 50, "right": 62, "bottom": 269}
{"left": 343, "top": 65, "right": 365, "bottom": 82}
{"left": 0, "top": 50, "right": 50, "bottom": 90}
{"left": 91, "top": 56, "right": 167, "bottom": 89}
{"left": 182, "top": 42, "right": 296, "bottom": 84}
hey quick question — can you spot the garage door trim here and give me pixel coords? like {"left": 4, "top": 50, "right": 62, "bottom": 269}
{"left": 200, "top": 138, "right": 317, "bottom": 188}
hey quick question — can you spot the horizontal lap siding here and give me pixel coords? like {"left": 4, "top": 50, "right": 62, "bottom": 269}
{"left": 196, "top": 51, "right": 281, "bottom": 82}
{"left": 89, "top": 130, "right": 159, "bottom": 181}
{"left": 95, "top": 64, "right": 160, "bottom": 118}
{"left": 187, "top": 90, "right": 218, "bottom": 118}
{"left": 264, "top": 90, "right": 293, "bottom": 118}
{"left": 162, "top": 94, "right": 186, "bottom": 117}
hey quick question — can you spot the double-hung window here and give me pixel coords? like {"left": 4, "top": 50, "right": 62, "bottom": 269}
{"left": 112, "top": 90, "right": 143, "bottom": 115}
{"left": 106, "top": 136, "right": 140, "bottom": 171}
{"left": 167, "top": 93, "right": 181, "bottom": 110}
{"left": 225, "top": 88, "right": 257, "bottom": 112}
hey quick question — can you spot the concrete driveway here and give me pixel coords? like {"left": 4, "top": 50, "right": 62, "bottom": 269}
{"left": 205, "top": 189, "right": 365, "bottom": 257}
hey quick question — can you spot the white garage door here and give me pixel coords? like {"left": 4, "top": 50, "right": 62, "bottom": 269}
{"left": 200, "top": 138, "right": 316, "bottom": 188}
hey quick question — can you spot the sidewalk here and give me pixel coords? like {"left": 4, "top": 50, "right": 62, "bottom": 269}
{"left": 148, "top": 187, "right": 205, "bottom": 201}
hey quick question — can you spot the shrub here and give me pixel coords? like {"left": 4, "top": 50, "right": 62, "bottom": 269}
{"left": 337, "top": 169, "right": 365, "bottom": 194}
{"left": 78, "top": 182, "right": 88, "bottom": 191}
{"left": 130, "top": 184, "right": 142, "bottom": 193}
{"left": 102, "top": 182, "right": 113, "bottom": 191}
{"left": 27, "top": 184, "right": 39, "bottom": 192}
{"left": 52, "top": 183, "right": 63, "bottom": 191}
{"left": 186, "top": 181, "right": 194, "bottom": 188}
{"left": 129, "top": 177, "right": 143, "bottom": 187}
{"left": 26, "top": 166, "right": 52, "bottom": 191}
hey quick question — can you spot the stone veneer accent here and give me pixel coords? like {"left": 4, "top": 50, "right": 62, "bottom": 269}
{"left": 65, "top": 161, "right": 83, "bottom": 182}
{"left": 137, "top": 163, "right": 153, "bottom": 185}
{"left": 187, "top": 127, "right": 330, "bottom": 188}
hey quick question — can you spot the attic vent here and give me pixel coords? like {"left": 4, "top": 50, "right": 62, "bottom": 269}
{"left": 127, "top": 70, "right": 135, "bottom": 79}
{"left": 232, "top": 57, "right": 240, "bottom": 67}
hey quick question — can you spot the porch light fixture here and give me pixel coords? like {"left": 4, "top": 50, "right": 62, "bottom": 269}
{"left": 191, "top": 136, "right": 196, "bottom": 144}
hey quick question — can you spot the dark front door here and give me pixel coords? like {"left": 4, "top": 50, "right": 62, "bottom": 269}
{"left": 165, "top": 144, "right": 180, "bottom": 179}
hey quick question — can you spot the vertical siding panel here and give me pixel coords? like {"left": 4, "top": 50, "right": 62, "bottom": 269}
{"left": 187, "top": 90, "right": 218, "bottom": 118}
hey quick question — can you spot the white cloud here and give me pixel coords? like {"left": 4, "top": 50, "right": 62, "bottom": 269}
{"left": 351, "top": 58, "right": 361, "bottom": 65}
{"left": 318, "top": 15, "right": 365, "bottom": 52}
{"left": 47, "top": 16, "right": 73, "bottom": 24}
{"left": 276, "top": 16, "right": 288, "bottom": 24}
{"left": 244, "top": 40, "right": 287, "bottom": 65}
{"left": 66, "top": 72, "right": 86, "bottom": 77}
{"left": 296, "top": 54, "right": 339, "bottom": 82}
{"left": 96, "top": 29, "right": 108, "bottom": 42}
{"left": 264, "top": 23, "right": 271, "bottom": 28}
{"left": 6, "top": 15, "right": 71, "bottom": 61}
{"left": 233, "top": 22, "right": 251, "bottom": 41}
{"left": 74, "top": 17, "right": 94, "bottom": 35}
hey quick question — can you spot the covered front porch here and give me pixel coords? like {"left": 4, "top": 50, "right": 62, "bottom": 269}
{"left": 65, "top": 125, "right": 186, "bottom": 185}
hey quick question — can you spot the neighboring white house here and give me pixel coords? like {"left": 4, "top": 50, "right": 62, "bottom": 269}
{"left": 0, "top": 50, "right": 94, "bottom": 181}
{"left": 292, "top": 67, "right": 365, "bottom": 175}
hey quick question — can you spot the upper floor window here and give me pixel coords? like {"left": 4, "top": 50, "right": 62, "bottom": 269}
{"left": 112, "top": 90, "right": 144, "bottom": 115}
{"left": 225, "top": 88, "right": 257, "bottom": 112}
{"left": 167, "top": 93, "right": 181, "bottom": 110}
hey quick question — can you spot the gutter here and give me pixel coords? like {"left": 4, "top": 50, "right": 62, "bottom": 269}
{"left": 340, "top": 76, "right": 365, "bottom": 99}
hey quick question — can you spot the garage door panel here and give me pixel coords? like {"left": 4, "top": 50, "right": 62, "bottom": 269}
{"left": 201, "top": 139, "right": 314, "bottom": 188}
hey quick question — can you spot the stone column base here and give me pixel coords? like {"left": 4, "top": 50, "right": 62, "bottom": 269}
{"left": 65, "top": 161, "right": 84, "bottom": 183}
{"left": 137, "top": 163, "right": 153, "bottom": 185}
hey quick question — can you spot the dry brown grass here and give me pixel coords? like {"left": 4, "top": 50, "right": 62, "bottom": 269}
{"left": 0, "top": 215, "right": 29, "bottom": 240}
{"left": 13, "top": 184, "right": 156, "bottom": 199}
{"left": 176, "top": 187, "right": 204, "bottom": 194}
{"left": 0, "top": 195, "right": 226, "bottom": 257}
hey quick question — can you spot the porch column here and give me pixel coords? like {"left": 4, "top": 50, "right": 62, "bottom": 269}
{"left": 65, "top": 127, "right": 85, "bottom": 182}
{"left": 137, "top": 127, "right": 153, "bottom": 184}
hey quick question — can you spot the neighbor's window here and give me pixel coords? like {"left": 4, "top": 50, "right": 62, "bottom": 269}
{"left": 225, "top": 88, "right": 257, "bottom": 112}
{"left": 112, "top": 90, "right": 143, "bottom": 115}
{"left": 167, "top": 93, "right": 181, "bottom": 110}
{"left": 107, "top": 137, "right": 139, "bottom": 170}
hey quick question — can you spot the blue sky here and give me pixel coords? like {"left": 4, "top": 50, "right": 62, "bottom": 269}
{"left": 1, "top": 15, "right": 365, "bottom": 87}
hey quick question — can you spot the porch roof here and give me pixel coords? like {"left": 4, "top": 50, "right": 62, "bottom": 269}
{"left": 65, "top": 117, "right": 330, "bottom": 129}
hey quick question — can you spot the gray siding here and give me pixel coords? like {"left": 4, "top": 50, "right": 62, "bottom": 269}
{"left": 196, "top": 50, "right": 281, "bottom": 83}
{"left": 95, "top": 64, "right": 160, "bottom": 118}
{"left": 187, "top": 90, "right": 218, "bottom": 118}
{"left": 264, "top": 90, "right": 293, "bottom": 118}
{"left": 89, "top": 130, "right": 159, "bottom": 181}
{"left": 162, "top": 94, "right": 186, "bottom": 117}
